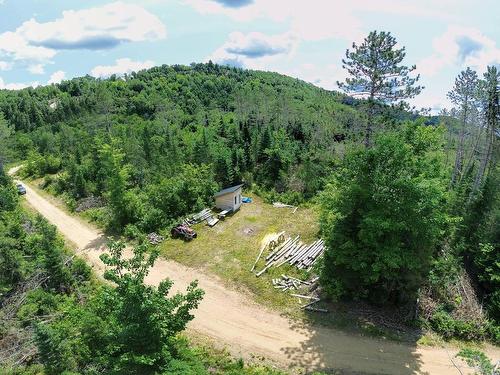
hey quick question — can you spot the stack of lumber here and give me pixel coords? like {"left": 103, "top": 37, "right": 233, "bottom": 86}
{"left": 293, "top": 276, "right": 327, "bottom": 313}
{"left": 183, "top": 208, "right": 212, "bottom": 226}
{"left": 206, "top": 216, "right": 219, "bottom": 227}
{"left": 147, "top": 232, "right": 164, "bottom": 245}
{"left": 255, "top": 235, "right": 325, "bottom": 276}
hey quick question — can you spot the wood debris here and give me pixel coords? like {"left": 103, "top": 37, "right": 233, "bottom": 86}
{"left": 272, "top": 202, "right": 298, "bottom": 213}
{"left": 147, "top": 232, "right": 164, "bottom": 245}
{"left": 271, "top": 274, "right": 310, "bottom": 291}
{"left": 271, "top": 275, "right": 327, "bottom": 313}
{"left": 75, "top": 196, "right": 105, "bottom": 212}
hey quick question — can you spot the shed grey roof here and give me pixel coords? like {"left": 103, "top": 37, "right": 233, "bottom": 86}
{"left": 214, "top": 184, "right": 243, "bottom": 198}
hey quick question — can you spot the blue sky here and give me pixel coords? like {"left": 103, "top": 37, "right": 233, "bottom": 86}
{"left": 0, "top": 0, "right": 499, "bottom": 112}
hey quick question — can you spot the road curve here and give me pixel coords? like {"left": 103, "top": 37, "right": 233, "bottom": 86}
{"left": 11, "top": 169, "right": 497, "bottom": 374}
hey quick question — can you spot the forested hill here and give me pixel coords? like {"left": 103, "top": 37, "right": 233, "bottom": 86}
{"left": 0, "top": 63, "right": 368, "bottom": 194}
{"left": 0, "top": 63, "right": 352, "bottom": 132}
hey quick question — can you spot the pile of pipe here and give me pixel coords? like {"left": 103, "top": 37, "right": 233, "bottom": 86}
{"left": 256, "top": 235, "right": 325, "bottom": 276}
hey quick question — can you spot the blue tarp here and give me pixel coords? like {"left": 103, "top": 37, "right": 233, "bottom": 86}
{"left": 242, "top": 197, "right": 252, "bottom": 203}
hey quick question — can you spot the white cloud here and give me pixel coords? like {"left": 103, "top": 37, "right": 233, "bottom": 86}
{"left": 90, "top": 58, "right": 155, "bottom": 78}
{"left": 48, "top": 70, "right": 65, "bottom": 84}
{"left": 17, "top": 2, "right": 166, "bottom": 50}
{"left": 0, "top": 31, "right": 56, "bottom": 61}
{"left": 186, "top": 0, "right": 453, "bottom": 42}
{"left": 0, "top": 61, "right": 12, "bottom": 71}
{"left": 187, "top": 0, "right": 363, "bottom": 41}
{"left": 417, "top": 26, "right": 500, "bottom": 77}
{"left": 0, "top": 77, "right": 39, "bottom": 90}
{"left": 209, "top": 31, "right": 298, "bottom": 68}
{"left": 0, "top": 2, "right": 166, "bottom": 71}
{"left": 410, "top": 90, "right": 451, "bottom": 114}
{"left": 276, "top": 62, "right": 347, "bottom": 91}
{"left": 28, "top": 64, "right": 45, "bottom": 74}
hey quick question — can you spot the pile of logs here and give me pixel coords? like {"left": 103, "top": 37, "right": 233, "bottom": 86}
{"left": 255, "top": 234, "right": 325, "bottom": 276}
{"left": 183, "top": 208, "right": 212, "bottom": 226}
{"left": 147, "top": 232, "right": 164, "bottom": 245}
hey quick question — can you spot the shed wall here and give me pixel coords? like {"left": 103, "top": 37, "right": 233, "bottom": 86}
{"left": 215, "top": 187, "right": 242, "bottom": 211}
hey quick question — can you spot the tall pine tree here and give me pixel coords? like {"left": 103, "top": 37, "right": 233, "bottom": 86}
{"left": 338, "top": 31, "right": 422, "bottom": 147}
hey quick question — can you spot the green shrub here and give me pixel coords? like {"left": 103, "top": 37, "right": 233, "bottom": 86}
{"left": 23, "top": 151, "right": 61, "bottom": 178}
{"left": 456, "top": 349, "right": 494, "bottom": 375}
{"left": 487, "top": 322, "right": 500, "bottom": 345}
{"left": 124, "top": 223, "right": 143, "bottom": 240}
{"left": 430, "top": 310, "right": 488, "bottom": 341}
{"left": 70, "top": 257, "right": 92, "bottom": 282}
{"left": 81, "top": 207, "right": 112, "bottom": 228}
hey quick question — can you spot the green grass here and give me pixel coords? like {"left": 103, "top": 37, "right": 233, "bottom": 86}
{"left": 160, "top": 193, "right": 320, "bottom": 312}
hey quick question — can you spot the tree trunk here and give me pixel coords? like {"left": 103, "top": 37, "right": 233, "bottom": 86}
{"left": 365, "top": 95, "right": 375, "bottom": 148}
{"left": 451, "top": 101, "right": 468, "bottom": 186}
{"left": 461, "top": 121, "right": 484, "bottom": 184}
{"left": 471, "top": 127, "right": 492, "bottom": 194}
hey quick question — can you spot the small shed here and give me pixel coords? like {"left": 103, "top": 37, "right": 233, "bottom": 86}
{"left": 214, "top": 184, "right": 243, "bottom": 212}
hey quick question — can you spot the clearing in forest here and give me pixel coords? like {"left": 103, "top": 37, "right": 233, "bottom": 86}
{"left": 160, "top": 194, "right": 319, "bottom": 311}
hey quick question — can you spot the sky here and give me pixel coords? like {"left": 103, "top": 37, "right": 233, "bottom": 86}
{"left": 0, "top": 0, "right": 499, "bottom": 113}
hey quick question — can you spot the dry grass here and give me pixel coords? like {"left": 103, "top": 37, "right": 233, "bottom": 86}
{"left": 160, "top": 193, "right": 320, "bottom": 312}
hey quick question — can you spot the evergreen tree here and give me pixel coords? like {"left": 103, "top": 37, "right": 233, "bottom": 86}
{"left": 338, "top": 31, "right": 422, "bottom": 146}
{"left": 472, "top": 66, "right": 499, "bottom": 195}
{"left": 193, "top": 127, "right": 211, "bottom": 165}
{"left": 33, "top": 216, "right": 73, "bottom": 291}
{"left": 447, "top": 67, "right": 479, "bottom": 187}
{"left": 320, "top": 124, "right": 448, "bottom": 303}
{"left": 98, "top": 142, "right": 131, "bottom": 227}
{"left": 0, "top": 112, "right": 12, "bottom": 170}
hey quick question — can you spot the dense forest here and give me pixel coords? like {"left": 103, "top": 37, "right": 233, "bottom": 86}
{"left": 0, "top": 30, "right": 498, "bottom": 374}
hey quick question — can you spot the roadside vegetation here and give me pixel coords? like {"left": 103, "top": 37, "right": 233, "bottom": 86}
{"left": 0, "top": 170, "right": 296, "bottom": 374}
{"left": 0, "top": 28, "right": 498, "bottom": 373}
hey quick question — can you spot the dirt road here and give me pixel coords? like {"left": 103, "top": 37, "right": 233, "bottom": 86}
{"left": 11, "top": 170, "right": 499, "bottom": 374}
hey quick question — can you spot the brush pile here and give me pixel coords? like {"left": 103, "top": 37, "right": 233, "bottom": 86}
{"left": 75, "top": 196, "right": 105, "bottom": 212}
{"left": 147, "top": 232, "right": 164, "bottom": 245}
{"left": 255, "top": 234, "right": 325, "bottom": 276}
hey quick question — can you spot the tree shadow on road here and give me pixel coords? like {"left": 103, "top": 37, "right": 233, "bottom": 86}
{"left": 280, "top": 312, "right": 428, "bottom": 375}
{"left": 82, "top": 234, "right": 109, "bottom": 253}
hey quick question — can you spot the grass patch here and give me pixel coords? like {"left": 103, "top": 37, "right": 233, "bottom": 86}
{"left": 417, "top": 332, "right": 445, "bottom": 347}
